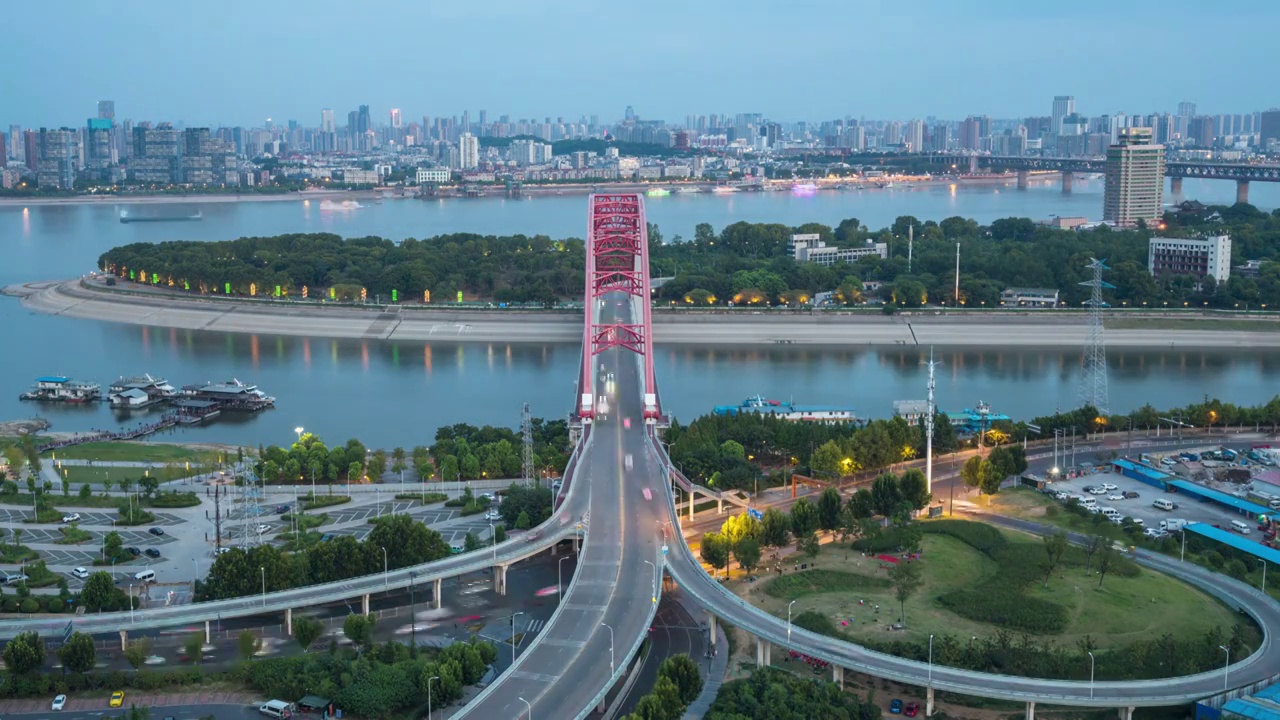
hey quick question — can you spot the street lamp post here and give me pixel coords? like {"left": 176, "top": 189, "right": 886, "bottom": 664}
{"left": 129, "top": 583, "right": 135, "bottom": 623}
{"left": 427, "top": 675, "right": 440, "bottom": 720}
{"left": 644, "top": 559, "right": 657, "bottom": 603}
{"left": 490, "top": 522, "right": 496, "bottom": 560}
{"left": 294, "top": 426, "right": 304, "bottom": 444}
{"left": 1220, "top": 644, "right": 1230, "bottom": 690}
{"left": 558, "top": 554, "right": 573, "bottom": 597}
{"left": 511, "top": 611, "right": 524, "bottom": 662}
{"left": 380, "top": 546, "right": 389, "bottom": 591}
{"left": 260, "top": 567, "right": 266, "bottom": 606}
{"left": 519, "top": 696, "right": 532, "bottom": 720}
{"left": 928, "top": 634, "right": 935, "bottom": 688}
{"left": 409, "top": 571, "right": 418, "bottom": 651}
{"left": 1087, "top": 650, "right": 1095, "bottom": 699}
{"left": 787, "top": 600, "right": 797, "bottom": 641}
{"left": 601, "top": 622, "right": 615, "bottom": 675}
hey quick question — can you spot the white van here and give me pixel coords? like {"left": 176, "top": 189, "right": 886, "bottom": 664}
{"left": 1100, "top": 507, "right": 1120, "bottom": 518}
{"left": 1230, "top": 520, "right": 1252, "bottom": 535}
{"left": 133, "top": 569, "right": 156, "bottom": 584}
{"left": 1152, "top": 498, "right": 1175, "bottom": 511}
{"left": 259, "top": 700, "right": 295, "bottom": 718}
{"left": 1079, "top": 496, "right": 1097, "bottom": 508}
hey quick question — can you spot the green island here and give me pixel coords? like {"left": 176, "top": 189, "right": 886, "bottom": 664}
{"left": 95, "top": 201, "right": 1280, "bottom": 308}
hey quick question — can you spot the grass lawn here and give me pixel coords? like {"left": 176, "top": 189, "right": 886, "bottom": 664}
{"left": 43, "top": 441, "right": 223, "bottom": 464}
{"left": 1109, "top": 317, "right": 1280, "bottom": 332}
{"left": 0, "top": 544, "right": 40, "bottom": 563}
{"left": 280, "top": 513, "right": 329, "bottom": 532}
{"left": 56, "top": 525, "right": 93, "bottom": 545}
{"left": 59, "top": 464, "right": 191, "bottom": 486}
{"left": 301, "top": 495, "right": 351, "bottom": 511}
{"left": 756, "top": 527, "right": 1244, "bottom": 652}
{"left": 987, "top": 488, "right": 1133, "bottom": 542}
{"left": 0, "top": 491, "right": 199, "bottom": 510}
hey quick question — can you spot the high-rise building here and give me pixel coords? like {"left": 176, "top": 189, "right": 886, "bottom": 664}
{"left": 36, "top": 128, "right": 80, "bottom": 189}
{"left": 1188, "top": 116, "right": 1215, "bottom": 148}
{"left": 24, "top": 131, "right": 38, "bottom": 172}
{"left": 1052, "top": 96, "right": 1075, "bottom": 135}
{"left": 959, "top": 116, "right": 983, "bottom": 150}
{"left": 930, "top": 123, "right": 949, "bottom": 152}
{"left": 1259, "top": 109, "right": 1280, "bottom": 147}
{"left": 85, "top": 117, "right": 115, "bottom": 182}
{"left": 7, "top": 126, "right": 20, "bottom": 164}
{"left": 1148, "top": 235, "right": 1231, "bottom": 284}
{"left": 1177, "top": 101, "right": 1197, "bottom": 118}
{"left": 321, "top": 109, "right": 335, "bottom": 133}
{"left": 458, "top": 132, "right": 479, "bottom": 169}
{"left": 1103, "top": 128, "right": 1165, "bottom": 228}
{"left": 389, "top": 108, "right": 402, "bottom": 128}
{"left": 0, "top": 132, "right": 6, "bottom": 168}
{"left": 905, "top": 120, "right": 924, "bottom": 152}
{"left": 130, "top": 125, "right": 182, "bottom": 183}
{"left": 97, "top": 100, "right": 115, "bottom": 120}
{"left": 318, "top": 109, "right": 336, "bottom": 153}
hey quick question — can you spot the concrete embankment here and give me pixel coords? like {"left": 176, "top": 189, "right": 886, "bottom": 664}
{"left": 8, "top": 279, "right": 1280, "bottom": 348}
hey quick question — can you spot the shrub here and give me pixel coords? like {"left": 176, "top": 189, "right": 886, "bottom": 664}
{"left": 18, "top": 598, "right": 38, "bottom": 614}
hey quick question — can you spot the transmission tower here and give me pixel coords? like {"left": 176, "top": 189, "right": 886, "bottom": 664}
{"left": 1078, "top": 258, "right": 1114, "bottom": 414}
{"left": 521, "top": 403, "right": 535, "bottom": 486}
{"left": 924, "top": 348, "right": 941, "bottom": 495}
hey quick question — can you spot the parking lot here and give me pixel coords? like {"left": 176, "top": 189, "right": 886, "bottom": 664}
{"left": 1045, "top": 469, "right": 1267, "bottom": 541}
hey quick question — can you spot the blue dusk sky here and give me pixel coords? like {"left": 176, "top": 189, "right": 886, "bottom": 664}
{"left": 3, "top": 0, "right": 1276, "bottom": 128}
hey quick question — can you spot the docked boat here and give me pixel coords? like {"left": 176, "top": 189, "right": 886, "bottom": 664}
{"left": 107, "top": 374, "right": 177, "bottom": 409}
{"left": 19, "top": 376, "right": 102, "bottom": 403}
{"left": 713, "top": 394, "right": 857, "bottom": 423}
{"left": 181, "top": 378, "right": 275, "bottom": 411}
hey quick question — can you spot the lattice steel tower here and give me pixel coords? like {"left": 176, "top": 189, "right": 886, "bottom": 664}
{"left": 521, "top": 403, "right": 535, "bottom": 485}
{"left": 1078, "top": 258, "right": 1114, "bottom": 414}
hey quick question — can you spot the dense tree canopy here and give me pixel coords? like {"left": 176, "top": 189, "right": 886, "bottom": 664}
{"left": 706, "top": 667, "right": 880, "bottom": 720}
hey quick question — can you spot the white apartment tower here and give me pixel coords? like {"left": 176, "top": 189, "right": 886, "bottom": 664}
{"left": 459, "top": 132, "right": 479, "bottom": 169}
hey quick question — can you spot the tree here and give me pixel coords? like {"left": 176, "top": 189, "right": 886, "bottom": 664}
{"left": 870, "top": 473, "right": 903, "bottom": 517}
{"left": 733, "top": 538, "right": 761, "bottom": 574}
{"left": 183, "top": 632, "right": 205, "bottom": 664}
{"left": 789, "top": 497, "right": 818, "bottom": 539}
{"left": 515, "top": 510, "right": 531, "bottom": 529}
{"left": 237, "top": 630, "right": 262, "bottom": 661}
{"left": 123, "top": 638, "right": 151, "bottom": 669}
{"left": 1096, "top": 543, "right": 1117, "bottom": 589}
{"left": 79, "top": 483, "right": 92, "bottom": 500}
{"left": 759, "top": 508, "right": 791, "bottom": 548}
{"left": 847, "top": 489, "right": 874, "bottom": 519}
{"left": 898, "top": 468, "right": 931, "bottom": 510}
{"left": 800, "top": 532, "right": 821, "bottom": 559}
{"left": 699, "top": 532, "right": 730, "bottom": 578}
{"left": 80, "top": 571, "right": 117, "bottom": 612}
{"left": 810, "top": 440, "right": 843, "bottom": 478}
{"left": 889, "top": 559, "right": 923, "bottom": 626}
{"left": 979, "top": 460, "right": 1004, "bottom": 495}
{"left": 1042, "top": 531, "right": 1068, "bottom": 588}
{"left": 3, "top": 631, "right": 43, "bottom": 674}
{"left": 494, "top": 525, "right": 507, "bottom": 543}
{"left": 293, "top": 616, "right": 324, "bottom": 653}
{"left": 658, "top": 653, "right": 704, "bottom": 706}
{"left": 1084, "top": 534, "right": 1105, "bottom": 573}
{"left": 960, "top": 456, "right": 984, "bottom": 492}
{"left": 720, "top": 513, "right": 761, "bottom": 547}
{"left": 102, "top": 530, "right": 123, "bottom": 560}
{"left": 58, "top": 631, "right": 96, "bottom": 673}
{"left": 464, "top": 531, "right": 481, "bottom": 552}
{"left": 344, "top": 612, "right": 377, "bottom": 651}
{"left": 816, "top": 488, "right": 843, "bottom": 535}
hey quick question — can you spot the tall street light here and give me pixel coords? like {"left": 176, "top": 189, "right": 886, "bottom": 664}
{"left": 928, "top": 634, "right": 935, "bottom": 689}
{"left": 409, "top": 571, "right": 418, "bottom": 651}
{"left": 294, "top": 426, "right": 304, "bottom": 444}
{"left": 427, "top": 675, "right": 440, "bottom": 720}
{"left": 380, "top": 546, "right": 389, "bottom": 591}
{"left": 259, "top": 567, "right": 266, "bottom": 606}
{"left": 518, "top": 696, "right": 532, "bottom": 720}
{"left": 1219, "top": 644, "right": 1230, "bottom": 691}
{"left": 511, "top": 611, "right": 524, "bottom": 662}
{"left": 644, "top": 559, "right": 657, "bottom": 603}
{"left": 1087, "top": 650, "right": 1095, "bottom": 699}
{"left": 490, "top": 522, "right": 497, "bottom": 561}
{"left": 558, "top": 553, "right": 574, "bottom": 598}
{"left": 601, "top": 622, "right": 615, "bottom": 675}
{"left": 787, "top": 600, "right": 797, "bottom": 641}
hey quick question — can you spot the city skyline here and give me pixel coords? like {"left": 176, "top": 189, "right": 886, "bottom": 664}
{"left": 5, "top": 1, "right": 1279, "bottom": 128}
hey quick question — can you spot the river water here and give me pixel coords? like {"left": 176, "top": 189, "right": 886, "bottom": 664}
{"left": 2, "top": 176, "right": 1278, "bottom": 448}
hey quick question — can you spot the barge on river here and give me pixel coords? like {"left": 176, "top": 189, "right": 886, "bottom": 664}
{"left": 180, "top": 379, "right": 275, "bottom": 411}
{"left": 713, "top": 395, "right": 858, "bottom": 423}
{"left": 107, "top": 375, "right": 177, "bottom": 409}
{"left": 19, "top": 377, "right": 102, "bottom": 404}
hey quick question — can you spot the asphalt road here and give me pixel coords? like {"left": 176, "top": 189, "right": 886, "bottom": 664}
{"left": 456, "top": 293, "right": 665, "bottom": 719}
{"left": 659, "top": 434, "right": 1280, "bottom": 707}
{"left": 2, "top": 703, "right": 258, "bottom": 720}
{"left": 605, "top": 593, "right": 707, "bottom": 719}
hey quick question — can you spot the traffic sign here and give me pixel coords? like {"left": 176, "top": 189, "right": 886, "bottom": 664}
{"left": 662, "top": 544, "right": 669, "bottom": 556}
{"left": 1026, "top": 423, "right": 1042, "bottom": 434}
{"left": 62, "top": 620, "right": 73, "bottom": 643}
{"left": 748, "top": 508, "right": 763, "bottom": 521}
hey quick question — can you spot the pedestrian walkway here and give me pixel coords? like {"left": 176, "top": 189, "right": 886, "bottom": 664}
{"left": 0, "top": 689, "right": 258, "bottom": 714}
{"left": 677, "top": 590, "right": 728, "bottom": 720}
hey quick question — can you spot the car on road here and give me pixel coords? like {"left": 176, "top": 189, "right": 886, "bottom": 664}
{"left": 450, "top": 543, "right": 464, "bottom": 554}
{"left": 275, "top": 504, "right": 291, "bottom": 514}
{"left": 1144, "top": 527, "right": 1167, "bottom": 539}
{"left": 52, "top": 694, "right": 66, "bottom": 711}
{"left": 109, "top": 691, "right": 125, "bottom": 708}
{"left": 624, "top": 417, "right": 632, "bottom": 429}
{"left": 126, "top": 547, "right": 141, "bottom": 556}
{"left": 890, "top": 699, "right": 904, "bottom": 714}
{"left": 215, "top": 547, "right": 231, "bottom": 554}
{"left": 4, "top": 573, "right": 28, "bottom": 585}
{"left": 256, "top": 524, "right": 272, "bottom": 534}
{"left": 484, "top": 509, "right": 501, "bottom": 521}
{"left": 1160, "top": 457, "right": 1177, "bottom": 466}
{"left": 71, "top": 567, "right": 90, "bottom": 579}
{"left": 320, "top": 533, "right": 334, "bottom": 542}
{"left": 1088, "top": 486, "right": 1107, "bottom": 495}
{"left": 905, "top": 702, "right": 920, "bottom": 717}
{"left": 1101, "top": 483, "right": 1118, "bottom": 492}
{"left": 144, "top": 548, "right": 161, "bottom": 558}
{"left": 61, "top": 513, "right": 81, "bottom": 524}
{"left": 1123, "top": 491, "right": 1140, "bottom": 499}
{"left": 147, "top": 527, "right": 164, "bottom": 536}
{"left": 642, "top": 487, "right": 653, "bottom": 501}
{"left": 1107, "top": 493, "right": 1125, "bottom": 501}
{"left": 1053, "top": 491, "right": 1068, "bottom": 501}
{"left": 624, "top": 454, "right": 633, "bottom": 471}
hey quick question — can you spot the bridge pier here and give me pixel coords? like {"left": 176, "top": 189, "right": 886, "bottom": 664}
{"left": 832, "top": 665, "right": 844, "bottom": 685}
{"left": 204, "top": 620, "right": 211, "bottom": 644}
{"left": 717, "top": 499, "right": 724, "bottom": 515}
{"left": 1118, "top": 707, "right": 1135, "bottom": 720}
{"left": 1170, "top": 177, "right": 1183, "bottom": 195}
{"left": 433, "top": 578, "right": 443, "bottom": 609}
{"left": 1016, "top": 169, "right": 1029, "bottom": 190}
{"left": 1237, "top": 180, "right": 1250, "bottom": 205}
{"left": 755, "top": 636, "right": 771, "bottom": 667}
{"left": 1061, "top": 172, "right": 1073, "bottom": 193}
{"left": 493, "top": 564, "right": 508, "bottom": 596}
{"left": 120, "top": 630, "right": 128, "bottom": 651}
{"left": 361, "top": 593, "right": 370, "bottom": 615}
{"left": 926, "top": 688, "right": 934, "bottom": 717}
{"left": 1026, "top": 701, "right": 1035, "bottom": 720}
{"left": 968, "top": 156, "right": 978, "bottom": 174}
{"left": 708, "top": 612, "right": 717, "bottom": 642}
{"left": 285, "top": 607, "right": 293, "bottom": 636}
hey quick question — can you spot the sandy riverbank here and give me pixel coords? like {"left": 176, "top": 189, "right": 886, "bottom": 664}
{"left": 8, "top": 278, "right": 1279, "bottom": 349}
